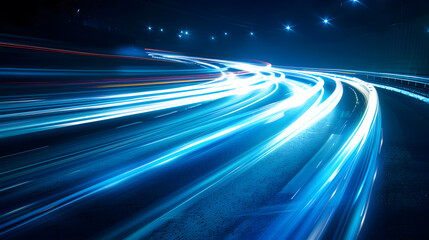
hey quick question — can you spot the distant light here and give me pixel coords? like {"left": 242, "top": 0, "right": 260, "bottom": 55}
{"left": 211, "top": 36, "right": 215, "bottom": 40}
{"left": 285, "top": 25, "right": 292, "bottom": 31}
{"left": 148, "top": 26, "right": 152, "bottom": 30}
{"left": 351, "top": 0, "right": 362, "bottom": 5}
{"left": 178, "top": 34, "right": 182, "bottom": 38}
{"left": 185, "top": 31, "right": 189, "bottom": 35}
{"left": 250, "top": 32, "right": 254, "bottom": 36}
{"left": 160, "top": 28, "right": 164, "bottom": 32}
{"left": 180, "top": 30, "right": 184, "bottom": 34}
{"left": 224, "top": 32, "right": 228, "bottom": 36}
{"left": 323, "top": 18, "right": 330, "bottom": 24}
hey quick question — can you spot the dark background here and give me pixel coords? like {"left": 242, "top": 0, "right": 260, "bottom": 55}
{"left": 1, "top": 0, "right": 429, "bottom": 74}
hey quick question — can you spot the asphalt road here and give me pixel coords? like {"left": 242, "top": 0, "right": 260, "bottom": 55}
{"left": 362, "top": 88, "right": 429, "bottom": 240}
{"left": 0, "top": 41, "right": 425, "bottom": 240}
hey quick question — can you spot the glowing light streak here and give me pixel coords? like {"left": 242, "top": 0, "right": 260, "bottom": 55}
{"left": 0, "top": 47, "right": 386, "bottom": 240}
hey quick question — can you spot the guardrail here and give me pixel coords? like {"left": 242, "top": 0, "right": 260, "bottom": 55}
{"left": 357, "top": 74, "right": 429, "bottom": 98}
{"left": 280, "top": 66, "right": 429, "bottom": 98}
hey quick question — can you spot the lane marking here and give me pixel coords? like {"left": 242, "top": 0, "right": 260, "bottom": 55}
{"left": 116, "top": 122, "right": 142, "bottom": 129}
{"left": 0, "top": 146, "right": 48, "bottom": 159}
{"left": 154, "top": 111, "right": 177, "bottom": 118}
{"left": 0, "top": 181, "right": 30, "bottom": 192}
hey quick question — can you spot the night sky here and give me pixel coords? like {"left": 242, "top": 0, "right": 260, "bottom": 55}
{"left": 1, "top": 0, "right": 429, "bottom": 73}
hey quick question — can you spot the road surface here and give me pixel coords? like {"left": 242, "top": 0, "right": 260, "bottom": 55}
{"left": 0, "top": 42, "right": 426, "bottom": 239}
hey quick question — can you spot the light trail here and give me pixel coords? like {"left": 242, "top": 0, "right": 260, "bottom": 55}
{"left": 0, "top": 43, "right": 388, "bottom": 239}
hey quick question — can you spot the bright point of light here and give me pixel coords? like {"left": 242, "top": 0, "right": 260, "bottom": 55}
{"left": 323, "top": 18, "right": 330, "bottom": 24}
{"left": 285, "top": 25, "right": 292, "bottom": 31}
{"left": 180, "top": 30, "right": 184, "bottom": 34}
{"left": 160, "top": 28, "right": 164, "bottom": 32}
{"left": 185, "top": 31, "right": 189, "bottom": 35}
{"left": 250, "top": 32, "right": 254, "bottom": 36}
{"left": 178, "top": 34, "right": 182, "bottom": 38}
{"left": 352, "top": 0, "right": 359, "bottom": 2}
{"left": 211, "top": 36, "right": 215, "bottom": 40}
{"left": 148, "top": 26, "right": 152, "bottom": 30}
{"left": 224, "top": 32, "right": 228, "bottom": 36}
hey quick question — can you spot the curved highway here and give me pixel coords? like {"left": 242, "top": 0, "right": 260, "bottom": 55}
{"left": 0, "top": 43, "right": 426, "bottom": 239}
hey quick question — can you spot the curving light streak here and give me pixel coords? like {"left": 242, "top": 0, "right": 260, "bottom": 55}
{"left": 250, "top": 73, "right": 382, "bottom": 240}
{"left": 0, "top": 44, "right": 385, "bottom": 239}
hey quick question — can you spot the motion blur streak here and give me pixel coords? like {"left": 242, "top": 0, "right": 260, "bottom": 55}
{"left": 0, "top": 44, "right": 385, "bottom": 239}
{"left": 253, "top": 74, "right": 381, "bottom": 240}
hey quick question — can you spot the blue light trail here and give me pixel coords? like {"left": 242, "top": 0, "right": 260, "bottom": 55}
{"left": 1, "top": 42, "right": 418, "bottom": 240}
